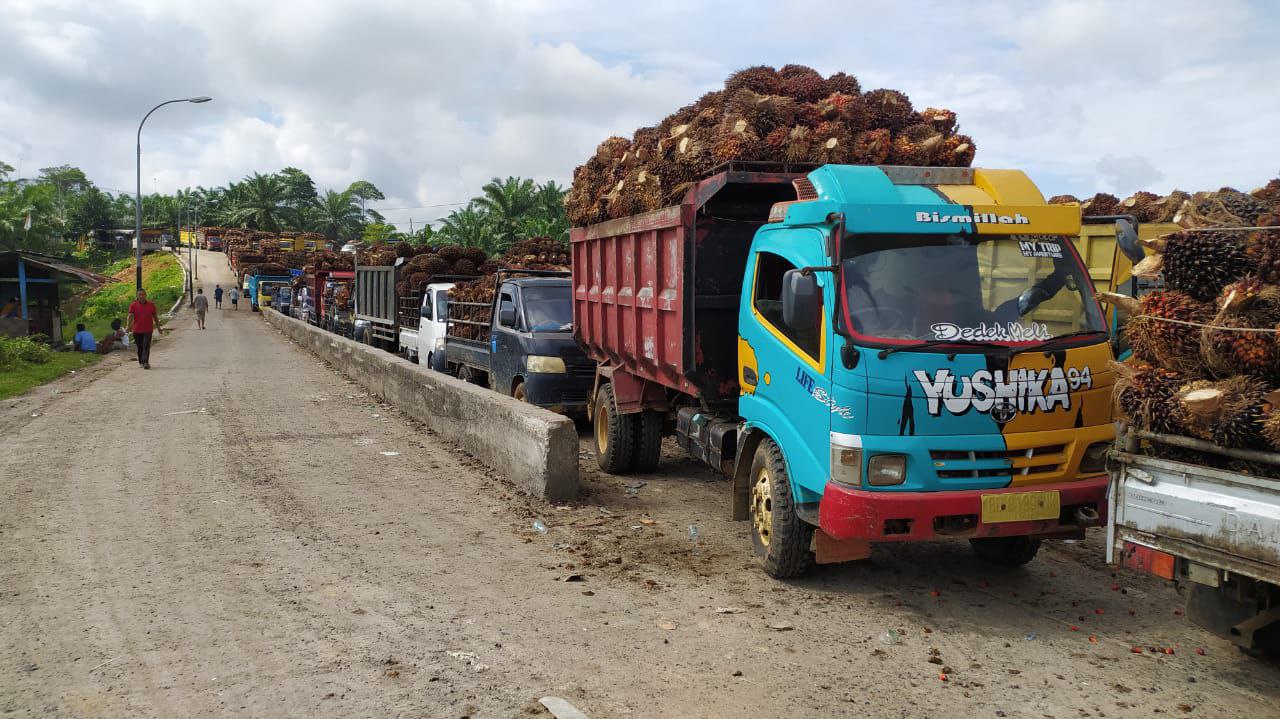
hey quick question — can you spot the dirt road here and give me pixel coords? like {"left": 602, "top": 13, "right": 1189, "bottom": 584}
{"left": 2, "top": 250, "right": 1277, "bottom": 718}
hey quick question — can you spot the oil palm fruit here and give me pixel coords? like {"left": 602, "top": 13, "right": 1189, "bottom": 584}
{"left": 1162, "top": 231, "right": 1250, "bottom": 301}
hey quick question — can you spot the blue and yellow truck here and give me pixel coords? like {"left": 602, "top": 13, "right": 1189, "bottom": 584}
{"left": 572, "top": 164, "right": 1114, "bottom": 577}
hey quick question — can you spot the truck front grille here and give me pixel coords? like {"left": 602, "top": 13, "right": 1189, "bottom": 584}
{"left": 929, "top": 444, "right": 1067, "bottom": 479}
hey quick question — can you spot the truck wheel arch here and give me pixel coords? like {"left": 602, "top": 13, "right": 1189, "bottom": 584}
{"left": 732, "top": 426, "right": 771, "bottom": 521}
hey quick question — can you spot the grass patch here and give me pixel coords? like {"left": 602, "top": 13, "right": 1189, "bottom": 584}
{"left": 67, "top": 253, "right": 184, "bottom": 338}
{"left": 0, "top": 350, "right": 102, "bottom": 400}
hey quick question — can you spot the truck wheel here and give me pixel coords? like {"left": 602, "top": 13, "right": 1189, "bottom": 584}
{"left": 456, "top": 365, "right": 484, "bottom": 386}
{"left": 512, "top": 381, "right": 527, "bottom": 402}
{"left": 969, "top": 536, "right": 1042, "bottom": 567}
{"left": 593, "top": 384, "right": 636, "bottom": 474}
{"left": 749, "top": 438, "right": 813, "bottom": 578}
{"left": 631, "top": 410, "right": 663, "bottom": 473}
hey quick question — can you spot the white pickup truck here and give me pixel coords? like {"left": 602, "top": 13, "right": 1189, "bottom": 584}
{"left": 397, "top": 282, "right": 453, "bottom": 372}
{"left": 1109, "top": 428, "right": 1280, "bottom": 655}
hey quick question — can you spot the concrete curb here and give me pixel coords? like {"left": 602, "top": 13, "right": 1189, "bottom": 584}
{"left": 262, "top": 309, "right": 579, "bottom": 502}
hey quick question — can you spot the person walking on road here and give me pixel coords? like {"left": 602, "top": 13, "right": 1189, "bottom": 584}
{"left": 228, "top": 286, "right": 240, "bottom": 310}
{"left": 126, "top": 288, "right": 164, "bottom": 369}
{"left": 214, "top": 284, "right": 224, "bottom": 309}
{"left": 193, "top": 288, "right": 209, "bottom": 330}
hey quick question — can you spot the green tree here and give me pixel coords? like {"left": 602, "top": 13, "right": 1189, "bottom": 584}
{"left": 67, "top": 187, "right": 115, "bottom": 238}
{"left": 309, "top": 189, "right": 363, "bottom": 243}
{"left": 277, "top": 167, "right": 318, "bottom": 209}
{"left": 37, "top": 165, "right": 90, "bottom": 241}
{"left": 473, "top": 176, "right": 537, "bottom": 249}
{"left": 438, "top": 204, "right": 495, "bottom": 251}
{"left": 347, "top": 179, "right": 384, "bottom": 219}
{"left": 361, "top": 222, "right": 398, "bottom": 245}
{"left": 226, "top": 173, "right": 291, "bottom": 231}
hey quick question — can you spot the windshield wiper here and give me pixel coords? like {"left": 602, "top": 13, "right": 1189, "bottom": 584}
{"left": 877, "top": 339, "right": 1006, "bottom": 360}
{"left": 1015, "top": 329, "right": 1107, "bottom": 356}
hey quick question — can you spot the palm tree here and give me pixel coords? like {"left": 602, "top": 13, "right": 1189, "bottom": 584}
{"left": 438, "top": 205, "right": 495, "bottom": 251}
{"left": 473, "top": 176, "right": 537, "bottom": 249}
{"left": 309, "top": 189, "right": 363, "bottom": 243}
{"left": 225, "top": 172, "right": 290, "bottom": 231}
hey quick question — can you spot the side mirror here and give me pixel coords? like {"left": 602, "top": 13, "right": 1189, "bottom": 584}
{"left": 499, "top": 306, "right": 517, "bottom": 328}
{"left": 782, "top": 269, "right": 820, "bottom": 330}
{"left": 1115, "top": 219, "right": 1144, "bottom": 264}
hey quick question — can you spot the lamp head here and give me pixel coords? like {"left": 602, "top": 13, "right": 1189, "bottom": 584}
{"left": 188, "top": 96, "right": 212, "bottom": 103}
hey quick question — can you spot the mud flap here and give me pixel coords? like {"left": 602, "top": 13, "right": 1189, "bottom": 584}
{"left": 813, "top": 529, "right": 870, "bottom": 564}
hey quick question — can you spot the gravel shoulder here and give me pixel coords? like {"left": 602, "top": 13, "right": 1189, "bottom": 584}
{"left": 1, "top": 250, "right": 1276, "bottom": 718}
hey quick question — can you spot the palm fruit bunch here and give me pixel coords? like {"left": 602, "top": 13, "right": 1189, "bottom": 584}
{"left": 935, "top": 134, "right": 977, "bottom": 167}
{"left": 1080, "top": 193, "right": 1121, "bottom": 217}
{"left": 1214, "top": 377, "right": 1269, "bottom": 449}
{"left": 1124, "top": 290, "right": 1212, "bottom": 371}
{"left": 1161, "top": 230, "right": 1250, "bottom": 301}
{"left": 1114, "top": 361, "right": 1187, "bottom": 434}
{"left": 1245, "top": 228, "right": 1280, "bottom": 283}
{"left": 1202, "top": 276, "right": 1280, "bottom": 379}
{"left": 441, "top": 236, "right": 569, "bottom": 341}
{"left": 1176, "top": 189, "right": 1269, "bottom": 228}
{"left": 566, "top": 65, "right": 973, "bottom": 226}
{"left": 1254, "top": 178, "right": 1280, "bottom": 203}
{"left": 1172, "top": 376, "right": 1269, "bottom": 449}
{"left": 1048, "top": 194, "right": 1080, "bottom": 205}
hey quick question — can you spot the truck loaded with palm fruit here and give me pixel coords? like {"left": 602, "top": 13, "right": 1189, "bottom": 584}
{"left": 570, "top": 65, "right": 1115, "bottom": 578}
{"left": 442, "top": 239, "right": 596, "bottom": 413}
{"left": 1098, "top": 183, "right": 1280, "bottom": 656}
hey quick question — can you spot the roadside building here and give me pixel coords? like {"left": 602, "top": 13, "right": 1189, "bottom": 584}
{"left": 0, "top": 251, "right": 114, "bottom": 344}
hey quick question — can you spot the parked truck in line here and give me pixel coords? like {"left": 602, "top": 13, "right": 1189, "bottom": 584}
{"left": 573, "top": 163, "right": 1114, "bottom": 577}
{"left": 246, "top": 273, "right": 292, "bottom": 312}
{"left": 1108, "top": 430, "right": 1280, "bottom": 655}
{"left": 301, "top": 270, "right": 355, "bottom": 329}
{"left": 353, "top": 262, "right": 399, "bottom": 349}
{"left": 445, "top": 270, "right": 594, "bottom": 413}
{"left": 398, "top": 281, "right": 456, "bottom": 372}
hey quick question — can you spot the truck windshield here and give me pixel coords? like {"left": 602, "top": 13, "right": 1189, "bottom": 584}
{"left": 522, "top": 285, "right": 573, "bottom": 332}
{"left": 841, "top": 233, "right": 1105, "bottom": 343}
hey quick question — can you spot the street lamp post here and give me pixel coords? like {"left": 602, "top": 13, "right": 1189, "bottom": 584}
{"left": 135, "top": 96, "right": 212, "bottom": 290}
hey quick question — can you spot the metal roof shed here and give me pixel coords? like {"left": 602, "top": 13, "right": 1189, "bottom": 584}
{"left": 0, "top": 251, "right": 114, "bottom": 344}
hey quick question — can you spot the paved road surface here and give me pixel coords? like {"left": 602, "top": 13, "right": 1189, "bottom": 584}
{"left": 1, "top": 250, "right": 1277, "bottom": 717}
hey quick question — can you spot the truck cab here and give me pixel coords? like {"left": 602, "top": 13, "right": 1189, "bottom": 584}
{"left": 247, "top": 275, "right": 291, "bottom": 311}
{"left": 737, "top": 166, "right": 1113, "bottom": 573}
{"left": 447, "top": 274, "right": 594, "bottom": 413}
{"left": 398, "top": 282, "right": 454, "bottom": 372}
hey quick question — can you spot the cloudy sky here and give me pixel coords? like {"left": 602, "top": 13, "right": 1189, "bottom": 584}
{"left": 2, "top": 0, "right": 1277, "bottom": 229}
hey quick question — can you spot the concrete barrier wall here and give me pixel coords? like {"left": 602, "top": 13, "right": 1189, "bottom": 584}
{"left": 263, "top": 310, "right": 579, "bottom": 501}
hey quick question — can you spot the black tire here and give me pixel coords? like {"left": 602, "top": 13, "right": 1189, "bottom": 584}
{"left": 969, "top": 536, "right": 1042, "bottom": 567}
{"left": 631, "top": 410, "right": 663, "bottom": 473}
{"left": 749, "top": 438, "right": 814, "bottom": 578}
{"left": 593, "top": 384, "right": 636, "bottom": 474}
{"left": 512, "top": 381, "right": 528, "bottom": 402}
{"left": 456, "top": 364, "right": 485, "bottom": 386}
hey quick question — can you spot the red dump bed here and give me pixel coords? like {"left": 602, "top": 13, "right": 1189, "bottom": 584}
{"left": 571, "top": 168, "right": 803, "bottom": 407}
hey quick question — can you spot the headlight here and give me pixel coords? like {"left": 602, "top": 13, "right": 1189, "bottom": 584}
{"left": 867, "top": 454, "right": 908, "bottom": 486}
{"left": 830, "top": 445, "right": 862, "bottom": 487}
{"left": 1079, "top": 441, "right": 1110, "bottom": 474}
{"left": 526, "top": 355, "right": 566, "bottom": 373}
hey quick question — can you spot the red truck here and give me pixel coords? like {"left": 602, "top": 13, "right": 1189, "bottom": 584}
{"left": 302, "top": 270, "right": 355, "bottom": 331}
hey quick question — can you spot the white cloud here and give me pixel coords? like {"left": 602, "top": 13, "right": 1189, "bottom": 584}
{"left": 0, "top": 0, "right": 1275, "bottom": 224}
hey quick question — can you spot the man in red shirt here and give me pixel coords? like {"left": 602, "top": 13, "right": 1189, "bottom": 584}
{"left": 126, "top": 289, "right": 165, "bottom": 369}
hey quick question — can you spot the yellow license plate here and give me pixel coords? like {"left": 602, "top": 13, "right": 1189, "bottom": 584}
{"left": 981, "top": 490, "right": 1060, "bottom": 523}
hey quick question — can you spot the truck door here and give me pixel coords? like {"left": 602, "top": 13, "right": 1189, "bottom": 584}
{"left": 491, "top": 285, "right": 522, "bottom": 395}
{"left": 742, "top": 246, "right": 833, "bottom": 499}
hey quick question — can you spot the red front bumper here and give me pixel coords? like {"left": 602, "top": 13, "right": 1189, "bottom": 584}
{"left": 818, "top": 475, "right": 1109, "bottom": 542}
